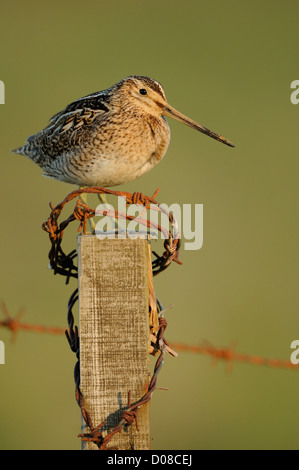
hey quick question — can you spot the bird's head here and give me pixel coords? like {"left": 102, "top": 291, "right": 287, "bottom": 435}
{"left": 118, "top": 75, "right": 234, "bottom": 147}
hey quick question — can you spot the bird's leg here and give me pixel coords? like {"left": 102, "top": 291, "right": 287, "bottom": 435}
{"left": 79, "top": 186, "right": 88, "bottom": 204}
{"left": 88, "top": 215, "right": 96, "bottom": 232}
{"left": 97, "top": 193, "right": 107, "bottom": 205}
{"left": 96, "top": 192, "right": 120, "bottom": 233}
{"left": 78, "top": 186, "right": 95, "bottom": 232}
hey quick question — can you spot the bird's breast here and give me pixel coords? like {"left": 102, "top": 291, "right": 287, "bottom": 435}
{"left": 93, "top": 115, "right": 170, "bottom": 162}
{"left": 73, "top": 112, "right": 170, "bottom": 187}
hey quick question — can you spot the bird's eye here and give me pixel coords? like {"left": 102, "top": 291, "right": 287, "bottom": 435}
{"left": 139, "top": 89, "right": 147, "bottom": 95}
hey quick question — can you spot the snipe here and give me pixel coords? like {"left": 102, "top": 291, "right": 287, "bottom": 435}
{"left": 13, "top": 75, "right": 234, "bottom": 187}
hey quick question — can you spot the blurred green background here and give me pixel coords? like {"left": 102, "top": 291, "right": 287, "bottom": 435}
{"left": 0, "top": 0, "right": 298, "bottom": 450}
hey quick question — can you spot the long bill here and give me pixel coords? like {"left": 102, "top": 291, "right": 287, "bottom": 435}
{"left": 164, "top": 104, "right": 235, "bottom": 148}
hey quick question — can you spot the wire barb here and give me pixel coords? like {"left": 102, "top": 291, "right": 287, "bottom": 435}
{"left": 65, "top": 288, "right": 170, "bottom": 449}
{"left": 42, "top": 186, "right": 181, "bottom": 282}
{"left": 42, "top": 187, "right": 182, "bottom": 449}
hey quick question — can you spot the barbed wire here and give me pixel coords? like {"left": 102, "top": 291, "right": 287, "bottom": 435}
{"left": 41, "top": 186, "right": 181, "bottom": 283}
{"left": 3, "top": 186, "right": 297, "bottom": 449}
{"left": 170, "top": 341, "right": 299, "bottom": 371}
{"left": 1, "top": 303, "right": 297, "bottom": 372}
{"left": 40, "top": 186, "right": 182, "bottom": 449}
{"left": 0, "top": 302, "right": 65, "bottom": 341}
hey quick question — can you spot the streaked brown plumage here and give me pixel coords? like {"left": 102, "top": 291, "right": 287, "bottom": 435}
{"left": 13, "top": 76, "right": 234, "bottom": 187}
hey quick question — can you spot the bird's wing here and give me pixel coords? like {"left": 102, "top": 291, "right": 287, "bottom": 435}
{"left": 48, "top": 91, "right": 110, "bottom": 123}
{"left": 24, "top": 93, "right": 110, "bottom": 159}
{"left": 46, "top": 107, "right": 104, "bottom": 135}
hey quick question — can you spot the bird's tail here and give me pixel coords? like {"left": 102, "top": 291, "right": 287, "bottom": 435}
{"left": 12, "top": 144, "right": 42, "bottom": 164}
{"left": 12, "top": 146, "right": 26, "bottom": 156}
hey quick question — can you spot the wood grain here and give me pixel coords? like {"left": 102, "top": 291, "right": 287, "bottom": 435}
{"left": 78, "top": 235, "right": 151, "bottom": 450}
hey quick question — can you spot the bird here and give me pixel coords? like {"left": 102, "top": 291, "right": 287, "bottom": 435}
{"left": 13, "top": 75, "right": 234, "bottom": 188}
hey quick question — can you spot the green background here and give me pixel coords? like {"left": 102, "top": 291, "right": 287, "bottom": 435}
{"left": 0, "top": 0, "right": 298, "bottom": 450}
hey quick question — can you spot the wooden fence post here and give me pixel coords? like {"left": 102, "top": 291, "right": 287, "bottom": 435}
{"left": 78, "top": 235, "right": 151, "bottom": 450}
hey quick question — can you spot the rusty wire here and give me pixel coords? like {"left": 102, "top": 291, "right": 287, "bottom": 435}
{"left": 1, "top": 304, "right": 298, "bottom": 372}
{"left": 41, "top": 186, "right": 181, "bottom": 449}
{"left": 42, "top": 186, "right": 181, "bottom": 283}
{"left": 9, "top": 184, "right": 295, "bottom": 449}
{"left": 74, "top": 311, "right": 168, "bottom": 450}
{"left": 170, "top": 341, "right": 299, "bottom": 372}
{"left": 64, "top": 270, "right": 170, "bottom": 450}
{"left": 0, "top": 302, "right": 65, "bottom": 341}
